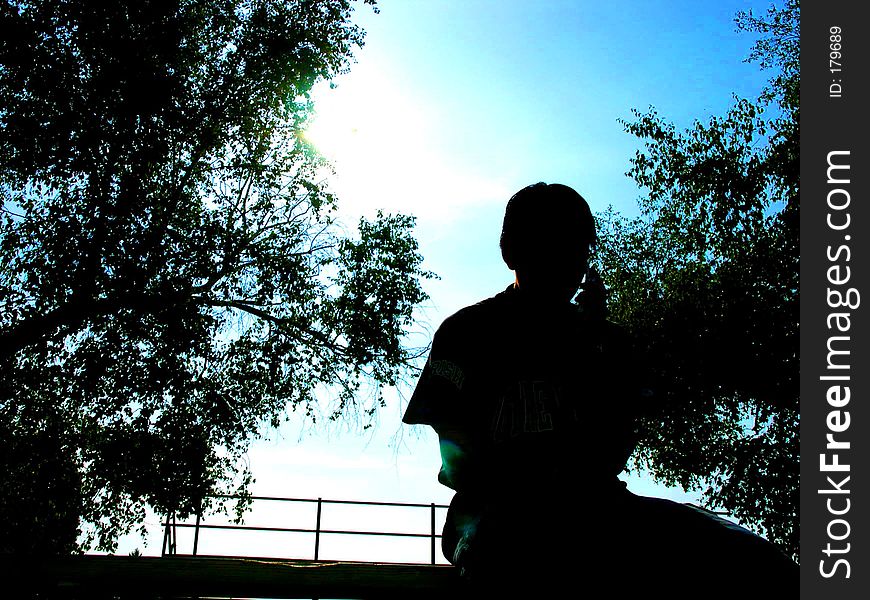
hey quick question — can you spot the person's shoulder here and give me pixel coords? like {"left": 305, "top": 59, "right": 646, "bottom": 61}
{"left": 577, "top": 313, "right": 634, "bottom": 351}
{"left": 436, "top": 286, "right": 514, "bottom": 338}
{"left": 599, "top": 318, "right": 629, "bottom": 338}
{"left": 595, "top": 319, "right": 647, "bottom": 370}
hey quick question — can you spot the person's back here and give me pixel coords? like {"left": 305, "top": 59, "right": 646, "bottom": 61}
{"left": 403, "top": 184, "right": 639, "bottom": 582}
{"left": 403, "top": 182, "right": 797, "bottom": 597}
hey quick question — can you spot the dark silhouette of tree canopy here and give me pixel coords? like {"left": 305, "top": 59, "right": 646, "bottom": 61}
{"left": 0, "top": 0, "right": 437, "bottom": 554}
{"left": 594, "top": 0, "right": 798, "bottom": 560}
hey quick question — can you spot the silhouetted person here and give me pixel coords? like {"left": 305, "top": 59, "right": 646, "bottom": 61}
{"left": 403, "top": 183, "right": 796, "bottom": 598}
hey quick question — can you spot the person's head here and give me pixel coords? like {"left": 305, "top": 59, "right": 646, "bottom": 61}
{"left": 500, "top": 182, "right": 596, "bottom": 302}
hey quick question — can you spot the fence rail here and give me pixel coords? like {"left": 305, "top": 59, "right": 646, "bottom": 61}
{"left": 162, "top": 495, "right": 450, "bottom": 565}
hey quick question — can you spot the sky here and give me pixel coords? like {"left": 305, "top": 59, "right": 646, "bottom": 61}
{"left": 118, "top": 0, "right": 776, "bottom": 562}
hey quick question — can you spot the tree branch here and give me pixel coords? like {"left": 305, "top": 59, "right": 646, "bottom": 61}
{"left": 0, "top": 290, "right": 188, "bottom": 360}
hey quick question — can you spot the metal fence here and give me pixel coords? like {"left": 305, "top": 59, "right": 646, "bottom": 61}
{"left": 161, "top": 495, "right": 450, "bottom": 565}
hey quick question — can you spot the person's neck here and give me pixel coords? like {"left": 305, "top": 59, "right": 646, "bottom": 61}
{"left": 511, "top": 282, "right": 576, "bottom": 307}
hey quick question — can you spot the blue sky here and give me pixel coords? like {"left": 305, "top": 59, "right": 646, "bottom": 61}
{"left": 119, "top": 0, "right": 777, "bottom": 561}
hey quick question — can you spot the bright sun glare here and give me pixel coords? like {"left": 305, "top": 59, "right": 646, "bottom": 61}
{"left": 302, "top": 67, "right": 432, "bottom": 219}
{"left": 302, "top": 64, "right": 510, "bottom": 225}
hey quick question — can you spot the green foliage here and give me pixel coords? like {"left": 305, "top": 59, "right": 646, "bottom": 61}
{"left": 0, "top": 0, "right": 435, "bottom": 554}
{"left": 595, "top": 1, "right": 798, "bottom": 560}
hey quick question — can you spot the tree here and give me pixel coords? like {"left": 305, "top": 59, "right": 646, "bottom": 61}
{"left": 0, "top": 0, "right": 435, "bottom": 554}
{"left": 593, "top": 0, "right": 798, "bottom": 560}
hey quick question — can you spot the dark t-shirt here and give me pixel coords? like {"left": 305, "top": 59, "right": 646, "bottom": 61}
{"left": 403, "top": 284, "right": 644, "bottom": 563}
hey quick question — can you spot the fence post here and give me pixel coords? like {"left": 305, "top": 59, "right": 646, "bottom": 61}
{"left": 161, "top": 515, "right": 169, "bottom": 557}
{"left": 431, "top": 503, "right": 436, "bottom": 565}
{"left": 193, "top": 512, "right": 201, "bottom": 556}
{"left": 171, "top": 512, "right": 177, "bottom": 555}
{"left": 314, "top": 497, "right": 323, "bottom": 560}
